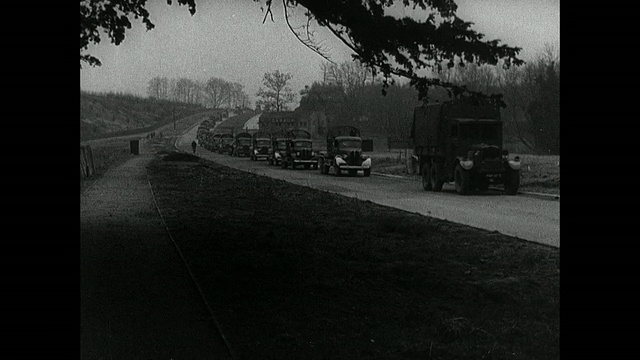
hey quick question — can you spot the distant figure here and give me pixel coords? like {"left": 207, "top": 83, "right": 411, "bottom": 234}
{"left": 191, "top": 140, "right": 197, "bottom": 154}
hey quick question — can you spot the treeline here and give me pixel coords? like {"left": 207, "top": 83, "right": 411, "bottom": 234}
{"left": 147, "top": 76, "right": 251, "bottom": 110}
{"left": 298, "top": 45, "right": 560, "bottom": 155}
{"left": 299, "top": 61, "right": 420, "bottom": 139}
{"left": 437, "top": 44, "right": 560, "bottom": 155}
{"left": 80, "top": 91, "right": 205, "bottom": 140}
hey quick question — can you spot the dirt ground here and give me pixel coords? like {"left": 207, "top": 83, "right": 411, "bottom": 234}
{"left": 145, "top": 138, "right": 559, "bottom": 359}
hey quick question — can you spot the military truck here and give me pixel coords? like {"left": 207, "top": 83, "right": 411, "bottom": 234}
{"left": 232, "top": 132, "right": 252, "bottom": 157}
{"left": 250, "top": 131, "right": 272, "bottom": 161}
{"left": 317, "top": 126, "right": 371, "bottom": 176}
{"left": 411, "top": 98, "right": 521, "bottom": 195}
{"left": 268, "top": 131, "right": 288, "bottom": 166}
{"left": 280, "top": 129, "right": 318, "bottom": 170}
{"left": 218, "top": 133, "right": 234, "bottom": 155}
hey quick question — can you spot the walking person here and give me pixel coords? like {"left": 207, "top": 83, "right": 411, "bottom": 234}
{"left": 191, "top": 140, "right": 197, "bottom": 154}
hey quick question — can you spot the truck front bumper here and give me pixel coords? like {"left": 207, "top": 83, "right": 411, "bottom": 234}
{"left": 336, "top": 165, "right": 370, "bottom": 170}
{"left": 293, "top": 159, "right": 318, "bottom": 165}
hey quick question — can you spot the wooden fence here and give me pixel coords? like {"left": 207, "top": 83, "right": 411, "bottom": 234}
{"left": 80, "top": 145, "right": 95, "bottom": 179}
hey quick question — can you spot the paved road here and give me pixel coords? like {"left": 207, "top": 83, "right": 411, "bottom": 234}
{"left": 177, "top": 125, "right": 560, "bottom": 248}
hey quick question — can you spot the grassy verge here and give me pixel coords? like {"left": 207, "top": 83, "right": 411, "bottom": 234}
{"left": 146, "top": 149, "right": 559, "bottom": 360}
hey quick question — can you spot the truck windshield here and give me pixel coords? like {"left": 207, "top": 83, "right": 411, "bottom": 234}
{"left": 276, "top": 141, "right": 287, "bottom": 150}
{"left": 458, "top": 123, "right": 501, "bottom": 143}
{"left": 256, "top": 140, "right": 271, "bottom": 147}
{"left": 238, "top": 139, "right": 251, "bottom": 146}
{"left": 339, "top": 140, "right": 361, "bottom": 148}
{"left": 293, "top": 140, "right": 312, "bottom": 149}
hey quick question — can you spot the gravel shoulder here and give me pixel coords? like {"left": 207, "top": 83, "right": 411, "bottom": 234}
{"left": 80, "top": 144, "right": 232, "bottom": 359}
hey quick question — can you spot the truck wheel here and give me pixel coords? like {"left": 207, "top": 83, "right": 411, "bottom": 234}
{"left": 454, "top": 164, "right": 471, "bottom": 195}
{"left": 290, "top": 160, "right": 296, "bottom": 170}
{"left": 269, "top": 158, "right": 273, "bottom": 165}
{"left": 421, "top": 163, "right": 432, "bottom": 191}
{"left": 364, "top": 168, "right": 371, "bottom": 177}
{"left": 281, "top": 159, "right": 288, "bottom": 169}
{"left": 430, "top": 163, "right": 444, "bottom": 192}
{"left": 504, "top": 169, "right": 520, "bottom": 195}
{"left": 319, "top": 159, "right": 325, "bottom": 174}
{"left": 335, "top": 166, "right": 341, "bottom": 176}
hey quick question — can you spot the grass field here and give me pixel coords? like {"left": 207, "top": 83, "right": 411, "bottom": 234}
{"left": 141, "top": 138, "right": 559, "bottom": 359}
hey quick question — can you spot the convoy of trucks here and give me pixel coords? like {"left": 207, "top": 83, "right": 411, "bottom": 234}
{"left": 317, "top": 126, "right": 371, "bottom": 176}
{"left": 411, "top": 98, "right": 520, "bottom": 195}
{"left": 192, "top": 98, "right": 521, "bottom": 196}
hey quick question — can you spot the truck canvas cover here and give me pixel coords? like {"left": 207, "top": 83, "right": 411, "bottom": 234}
{"left": 328, "top": 126, "right": 360, "bottom": 139}
{"left": 286, "top": 129, "right": 311, "bottom": 140}
{"left": 412, "top": 99, "right": 500, "bottom": 148}
{"left": 411, "top": 104, "right": 443, "bottom": 148}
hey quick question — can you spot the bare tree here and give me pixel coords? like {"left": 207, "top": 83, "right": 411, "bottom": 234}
{"left": 256, "top": 70, "right": 296, "bottom": 112}
{"left": 147, "top": 77, "right": 164, "bottom": 99}
{"left": 204, "top": 77, "right": 230, "bottom": 108}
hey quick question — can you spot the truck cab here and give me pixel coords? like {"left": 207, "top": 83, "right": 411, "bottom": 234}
{"left": 318, "top": 126, "right": 371, "bottom": 176}
{"left": 268, "top": 133, "right": 288, "bottom": 166}
{"left": 250, "top": 132, "right": 272, "bottom": 161}
{"left": 232, "top": 132, "right": 252, "bottom": 157}
{"left": 280, "top": 129, "right": 318, "bottom": 170}
{"left": 218, "top": 133, "right": 234, "bottom": 155}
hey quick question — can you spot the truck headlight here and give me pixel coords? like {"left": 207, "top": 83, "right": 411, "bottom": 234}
{"left": 335, "top": 157, "right": 346, "bottom": 165}
{"left": 362, "top": 158, "right": 372, "bottom": 167}
{"left": 508, "top": 158, "right": 521, "bottom": 170}
{"left": 275, "top": 153, "right": 281, "bottom": 159}
{"left": 459, "top": 160, "right": 474, "bottom": 170}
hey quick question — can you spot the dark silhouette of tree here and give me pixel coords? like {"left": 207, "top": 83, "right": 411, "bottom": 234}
{"left": 81, "top": 0, "right": 524, "bottom": 103}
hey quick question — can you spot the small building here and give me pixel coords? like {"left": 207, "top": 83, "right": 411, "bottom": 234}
{"left": 259, "top": 111, "right": 326, "bottom": 137}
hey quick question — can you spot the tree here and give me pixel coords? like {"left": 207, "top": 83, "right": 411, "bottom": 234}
{"left": 204, "top": 77, "right": 229, "bottom": 108}
{"left": 81, "top": 0, "right": 524, "bottom": 104}
{"left": 256, "top": 70, "right": 296, "bottom": 112}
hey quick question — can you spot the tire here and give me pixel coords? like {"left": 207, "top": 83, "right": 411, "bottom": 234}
{"left": 504, "top": 169, "right": 520, "bottom": 195}
{"left": 290, "top": 159, "right": 296, "bottom": 170}
{"left": 364, "top": 168, "right": 371, "bottom": 177}
{"left": 335, "top": 165, "right": 341, "bottom": 176}
{"left": 269, "top": 158, "right": 273, "bottom": 165}
{"left": 349, "top": 169, "right": 357, "bottom": 176}
{"left": 319, "top": 159, "right": 325, "bottom": 174}
{"left": 430, "top": 163, "right": 444, "bottom": 192}
{"left": 421, "top": 163, "right": 432, "bottom": 191}
{"left": 281, "top": 159, "right": 288, "bottom": 169}
{"left": 454, "top": 163, "right": 471, "bottom": 195}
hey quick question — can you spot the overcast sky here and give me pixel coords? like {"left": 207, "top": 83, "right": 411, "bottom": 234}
{"left": 80, "top": 0, "right": 559, "bottom": 106}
